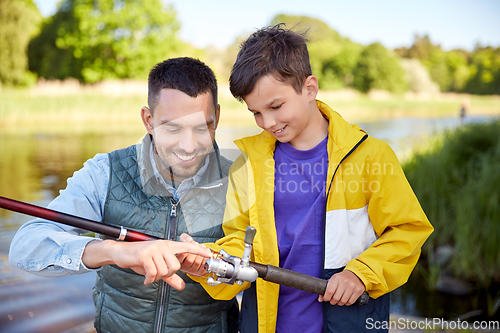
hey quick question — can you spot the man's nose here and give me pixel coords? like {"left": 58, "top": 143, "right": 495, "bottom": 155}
{"left": 178, "top": 130, "right": 197, "bottom": 153}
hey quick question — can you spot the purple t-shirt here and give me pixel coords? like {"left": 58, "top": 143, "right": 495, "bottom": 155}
{"left": 274, "top": 136, "right": 328, "bottom": 333}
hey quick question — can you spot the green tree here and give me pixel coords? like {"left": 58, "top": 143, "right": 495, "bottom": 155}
{"left": 465, "top": 46, "right": 500, "bottom": 95}
{"left": 423, "top": 49, "right": 470, "bottom": 92}
{"left": 0, "top": 0, "right": 41, "bottom": 86}
{"left": 400, "top": 58, "right": 439, "bottom": 94}
{"left": 446, "top": 50, "right": 470, "bottom": 92}
{"left": 396, "top": 34, "right": 473, "bottom": 93}
{"left": 322, "top": 43, "right": 363, "bottom": 89}
{"left": 407, "top": 34, "right": 435, "bottom": 61}
{"left": 29, "top": 0, "right": 182, "bottom": 83}
{"left": 426, "top": 49, "right": 452, "bottom": 91}
{"left": 353, "top": 42, "right": 408, "bottom": 93}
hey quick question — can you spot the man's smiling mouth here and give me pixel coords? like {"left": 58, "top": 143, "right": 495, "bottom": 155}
{"left": 174, "top": 152, "right": 196, "bottom": 162}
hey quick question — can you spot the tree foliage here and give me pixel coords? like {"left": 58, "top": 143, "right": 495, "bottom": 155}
{"left": 0, "top": 0, "right": 41, "bottom": 86}
{"left": 465, "top": 46, "right": 500, "bottom": 95}
{"left": 271, "top": 14, "right": 363, "bottom": 90}
{"left": 5, "top": 7, "right": 496, "bottom": 95}
{"left": 28, "top": 0, "right": 182, "bottom": 83}
{"left": 396, "top": 34, "right": 500, "bottom": 95}
{"left": 353, "top": 42, "right": 407, "bottom": 93}
{"left": 400, "top": 58, "right": 439, "bottom": 94}
{"left": 269, "top": 15, "right": 409, "bottom": 93}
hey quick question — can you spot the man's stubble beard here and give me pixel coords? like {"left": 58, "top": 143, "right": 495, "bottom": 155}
{"left": 155, "top": 146, "right": 212, "bottom": 182}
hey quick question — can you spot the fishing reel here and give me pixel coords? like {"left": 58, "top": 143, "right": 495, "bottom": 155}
{"left": 203, "top": 226, "right": 370, "bottom": 306}
{"left": 204, "top": 226, "right": 259, "bottom": 286}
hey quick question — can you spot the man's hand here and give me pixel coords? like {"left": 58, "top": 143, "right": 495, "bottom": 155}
{"left": 177, "top": 233, "right": 208, "bottom": 276}
{"left": 82, "top": 238, "right": 212, "bottom": 290}
{"left": 318, "top": 270, "right": 365, "bottom": 306}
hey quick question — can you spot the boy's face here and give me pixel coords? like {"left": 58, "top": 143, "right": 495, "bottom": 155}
{"left": 141, "top": 89, "right": 219, "bottom": 181}
{"left": 243, "top": 74, "right": 320, "bottom": 149}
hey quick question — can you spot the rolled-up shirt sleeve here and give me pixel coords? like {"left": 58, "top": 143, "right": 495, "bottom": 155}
{"left": 9, "top": 153, "right": 110, "bottom": 277}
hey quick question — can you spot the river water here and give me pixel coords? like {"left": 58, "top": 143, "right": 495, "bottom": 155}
{"left": 0, "top": 115, "right": 495, "bottom": 332}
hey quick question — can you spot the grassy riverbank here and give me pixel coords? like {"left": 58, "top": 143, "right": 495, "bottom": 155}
{"left": 403, "top": 120, "right": 500, "bottom": 289}
{"left": 1, "top": 81, "right": 499, "bottom": 134}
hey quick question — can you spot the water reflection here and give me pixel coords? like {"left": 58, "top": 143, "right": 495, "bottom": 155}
{"left": 0, "top": 132, "right": 147, "bottom": 332}
{"left": 0, "top": 116, "right": 496, "bottom": 332}
{"left": 0, "top": 266, "right": 95, "bottom": 333}
{"left": 357, "top": 116, "right": 481, "bottom": 160}
{"left": 0, "top": 127, "right": 258, "bottom": 333}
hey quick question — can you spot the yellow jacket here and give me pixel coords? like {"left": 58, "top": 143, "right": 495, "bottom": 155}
{"left": 194, "top": 100, "right": 433, "bottom": 332}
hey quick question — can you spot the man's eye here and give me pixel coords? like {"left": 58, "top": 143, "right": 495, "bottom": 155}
{"left": 195, "top": 127, "right": 209, "bottom": 133}
{"left": 166, "top": 128, "right": 181, "bottom": 133}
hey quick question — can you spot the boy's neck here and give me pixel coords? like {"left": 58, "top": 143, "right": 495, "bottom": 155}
{"left": 289, "top": 102, "right": 329, "bottom": 150}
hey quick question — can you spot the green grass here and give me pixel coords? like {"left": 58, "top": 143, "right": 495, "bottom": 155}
{"left": 403, "top": 120, "right": 500, "bottom": 286}
{"left": 0, "top": 89, "right": 146, "bottom": 134}
{"left": 319, "top": 93, "right": 500, "bottom": 121}
{"left": 1, "top": 85, "right": 499, "bottom": 134}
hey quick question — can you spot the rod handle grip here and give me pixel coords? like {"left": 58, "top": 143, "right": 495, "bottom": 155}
{"left": 249, "top": 262, "right": 369, "bottom": 305}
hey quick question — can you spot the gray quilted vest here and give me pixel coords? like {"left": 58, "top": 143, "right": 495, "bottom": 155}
{"left": 92, "top": 135, "right": 238, "bottom": 333}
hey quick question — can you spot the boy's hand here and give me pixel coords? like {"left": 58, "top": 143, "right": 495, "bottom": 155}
{"left": 319, "top": 270, "right": 365, "bottom": 306}
{"left": 177, "top": 233, "right": 208, "bottom": 276}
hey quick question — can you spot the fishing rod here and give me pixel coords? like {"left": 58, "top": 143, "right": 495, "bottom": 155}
{"left": 0, "top": 195, "right": 156, "bottom": 242}
{"left": 0, "top": 195, "right": 369, "bottom": 305}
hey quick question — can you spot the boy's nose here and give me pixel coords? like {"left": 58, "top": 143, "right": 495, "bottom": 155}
{"left": 261, "top": 114, "right": 277, "bottom": 130}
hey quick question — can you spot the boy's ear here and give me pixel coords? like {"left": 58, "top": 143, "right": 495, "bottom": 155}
{"left": 304, "top": 75, "right": 319, "bottom": 101}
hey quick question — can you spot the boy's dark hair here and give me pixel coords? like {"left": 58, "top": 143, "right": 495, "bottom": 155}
{"left": 229, "top": 24, "right": 312, "bottom": 102}
{"left": 148, "top": 57, "right": 218, "bottom": 112}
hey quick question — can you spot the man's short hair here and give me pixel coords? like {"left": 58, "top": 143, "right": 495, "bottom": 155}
{"left": 229, "top": 24, "right": 312, "bottom": 102}
{"left": 148, "top": 57, "right": 218, "bottom": 112}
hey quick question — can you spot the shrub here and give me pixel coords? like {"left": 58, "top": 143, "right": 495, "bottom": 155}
{"left": 404, "top": 120, "right": 500, "bottom": 285}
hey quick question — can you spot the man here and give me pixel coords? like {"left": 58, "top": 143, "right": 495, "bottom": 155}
{"left": 9, "top": 57, "right": 239, "bottom": 332}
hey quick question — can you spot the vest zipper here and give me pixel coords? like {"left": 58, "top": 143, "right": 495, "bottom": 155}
{"left": 156, "top": 281, "right": 167, "bottom": 333}
{"left": 156, "top": 199, "right": 178, "bottom": 333}
{"left": 168, "top": 199, "right": 178, "bottom": 240}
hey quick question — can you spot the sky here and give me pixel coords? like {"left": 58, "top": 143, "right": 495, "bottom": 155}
{"left": 33, "top": 0, "right": 500, "bottom": 51}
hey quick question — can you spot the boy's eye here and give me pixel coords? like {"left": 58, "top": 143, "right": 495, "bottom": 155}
{"left": 252, "top": 112, "right": 261, "bottom": 117}
{"left": 271, "top": 104, "right": 283, "bottom": 110}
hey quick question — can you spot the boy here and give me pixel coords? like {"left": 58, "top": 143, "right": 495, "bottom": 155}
{"left": 195, "top": 25, "right": 433, "bottom": 332}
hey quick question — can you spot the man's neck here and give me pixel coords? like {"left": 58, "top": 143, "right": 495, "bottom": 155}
{"left": 152, "top": 150, "right": 179, "bottom": 183}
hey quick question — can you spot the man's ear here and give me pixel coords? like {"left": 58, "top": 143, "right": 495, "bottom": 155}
{"left": 214, "top": 104, "right": 220, "bottom": 130}
{"left": 304, "top": 75, "right": 319, "bottom": 101}
{"left": 141, "top": 106, "right": 154, "bottom": 135}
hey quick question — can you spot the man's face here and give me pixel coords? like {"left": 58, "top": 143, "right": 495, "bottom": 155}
{"left": 142, "top": 89, "right": 219, "bottom": 182}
